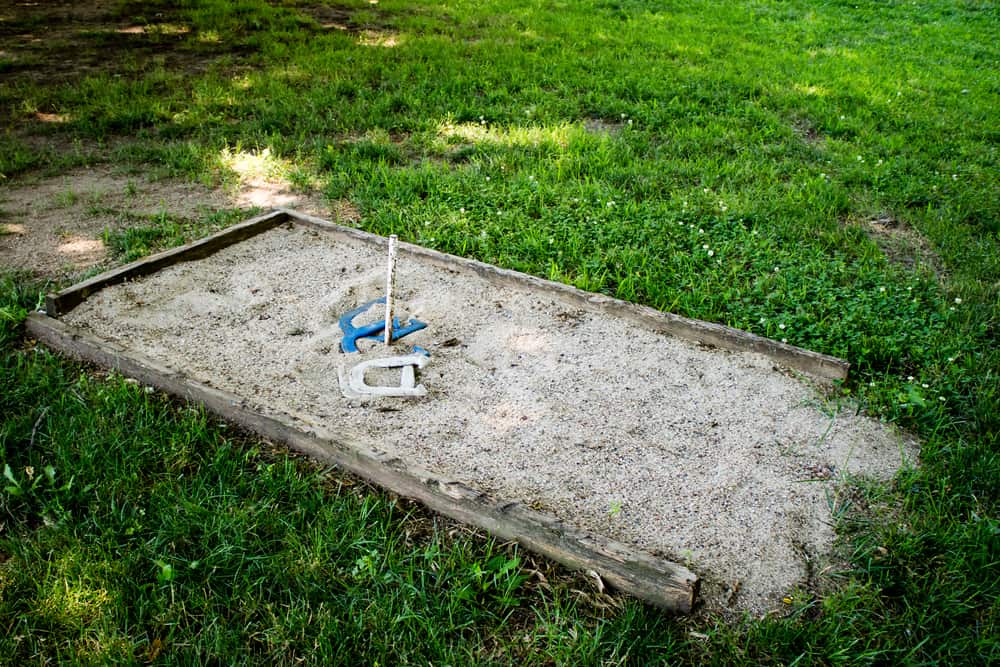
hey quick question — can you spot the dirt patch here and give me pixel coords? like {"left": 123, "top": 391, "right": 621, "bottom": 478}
{"left": 0, "top": 0, "right": 119, "bottom": 25}
{"left": 296, "top": 3, "right": 396, "bottom": 34}
{"left": 62, "top": 222, "right": 918, "bottom": 615}
{"left": 0, "top": 165, "right": 224, "bottom": 278}
{"left": 791, "top": 118, "right": 825, "bottom": 146}
{"left": 227, "top": 176, "right": 329, "bottom": 218}
{"left": 862, "top": 214, "right": 943, "bottom": 274}
{"left": 0, "top": 165, "right": 331, "bottom": 280}
{"left": 583, "top": 117, "right": 627, "bottom": 136}
{"left": 298, "top": 5, "right": 356, "bottom": 32}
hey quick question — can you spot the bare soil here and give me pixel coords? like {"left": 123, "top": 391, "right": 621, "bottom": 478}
{"left": 863, "top": 213, "right": 944, "bottom": 275}
{"left": 62, "top": 222, "right": 919, "bottom": 614}
{"left": 0, "top": 165, "right": 331, "bottom": 280}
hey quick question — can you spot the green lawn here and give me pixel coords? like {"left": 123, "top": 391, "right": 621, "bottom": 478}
{"left": 1, "top": 0, "right": 997, "bottom": 663}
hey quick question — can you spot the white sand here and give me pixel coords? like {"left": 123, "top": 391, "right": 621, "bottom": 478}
{"left": 64, "top": 222, "right": 918, "bottom": 613}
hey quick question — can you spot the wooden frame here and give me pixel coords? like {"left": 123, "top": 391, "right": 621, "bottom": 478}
{"left": 26, "top": 208, "right": 852, "bottom": 613}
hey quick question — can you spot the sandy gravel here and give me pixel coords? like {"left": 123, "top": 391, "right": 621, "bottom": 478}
{"left": 63, "top": 222, "right": 918, "bottom": 613}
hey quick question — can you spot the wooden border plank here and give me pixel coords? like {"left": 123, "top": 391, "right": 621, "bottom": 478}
{"left": 25, "top": 312, "right": 699, "bottom": 613}
{"left": 45, "top": 209, "right": 290, "bottom": 317}
{"left": 281, "top": 208, "right": 850, "bottom": 381}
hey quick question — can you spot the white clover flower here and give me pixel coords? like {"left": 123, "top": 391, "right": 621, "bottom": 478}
{"left": 698, "top": 228, "right": 704, "bottom": 234}
{"left": 781, "top": 338, "right": 788, "bottom": 343}
{"left": 459, "top": 207, "right": 465, "bottom": 214}
{"left": 947, "top": 357, "right": 955, "bottom": 363}
{"left": 840, "top": 115, "right": 846, "bottom": 120}
{"left": 778, "top": 323, "right": 786, "bottom": 330}
{"left": 908, "top": 375, "right": 915, "bottom": 381}
{"left": 703, "top": 188, "right": 710, "bottom": 193}
{"left": 939, "top": 396, "right": 946, "bottom": 401}
{"left": 954, "top": 297, "right": 963, "bottom": 304}
{"left": 627, "top": 119, "right": 633, "bottom": 126}
{"left": 879, "top": 287, "right": 886, "bottom": 292}
{"left": 922, "top": 383, "right": 929, "bottom": 389}
{"left": 707, "top": 249, "right": 715, "bottom": 257}
{"left": 952, "top": 174, "right": 958, "bottom": 180}
{"left": 869, "top": 381, "right": 876, "bottom": 387}
{"left": 606, "top": 201, "right": 615, "bottom": 208}
{"left": 774, "top": 266, "right": 780, "bottom": 272}
{"left": 702, "top": 244, "right": 709, "bottom": 250}
{"left": 485, "top": 176, "right": 490, "bottom": 181}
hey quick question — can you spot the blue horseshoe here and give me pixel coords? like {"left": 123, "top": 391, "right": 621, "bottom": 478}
{"left": 338, "top": 297, "right": 427, "bottom": 353}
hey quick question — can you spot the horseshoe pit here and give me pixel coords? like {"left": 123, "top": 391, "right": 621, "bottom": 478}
{"left": 28, "top": 209, "right": 917, "bottom": 614}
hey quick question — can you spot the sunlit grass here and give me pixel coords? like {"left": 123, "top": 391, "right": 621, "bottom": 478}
{"left": 436, "top": 120, "right": 586, "bottom": 152}
{"left": 216, "top": 146, "right": 290, "bottom": 182}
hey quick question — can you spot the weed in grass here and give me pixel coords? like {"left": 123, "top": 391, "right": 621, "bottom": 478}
{"left": 0, "top": 138, "right": 43, "bottom": 180}
{"left": 52, "top": 187, "right": 79, "bottom": 208}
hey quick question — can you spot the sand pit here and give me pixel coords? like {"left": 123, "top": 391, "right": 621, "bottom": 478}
{"left": 43, "top": 211, "right": 916, "bottom": 614}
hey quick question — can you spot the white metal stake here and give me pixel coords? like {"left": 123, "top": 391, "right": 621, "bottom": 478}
{"left": 383, "top": 234, "right": 398, "bottom": 346}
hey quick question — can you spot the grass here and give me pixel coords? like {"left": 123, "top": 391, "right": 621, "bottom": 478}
{"left": 100, "top": 208, "right": 252, "bottom": 263}
{"left": 1, "top": 0, "right": 998, "bottom": 663}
